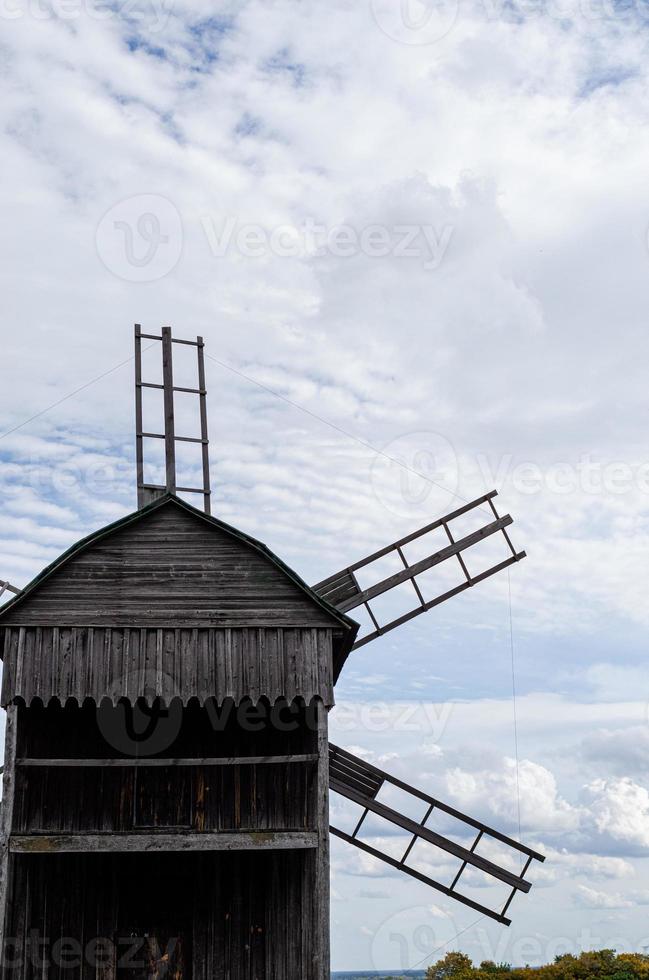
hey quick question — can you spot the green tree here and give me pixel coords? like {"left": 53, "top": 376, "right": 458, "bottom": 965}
{"left": 427, "top": 951, "right": 475, "bottom": 980}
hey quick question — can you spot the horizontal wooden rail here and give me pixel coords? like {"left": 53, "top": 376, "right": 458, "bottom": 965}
{"left": 16, "top": 754, "right": 318, "bottom": 768}
{"left": 10, "top": 831, "right": 317, "bottom": 854}
{"left": 139, "top": 333, "right": 203, "bottom": 348}
{"left": 140, "top": 482, "right": 211, "bottom": 496}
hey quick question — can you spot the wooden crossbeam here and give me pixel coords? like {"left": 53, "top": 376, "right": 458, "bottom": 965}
{"left": 16, "top": 754, "right": 318, "bottom": 768}
{"left": 329, "top": 744, "right": 544, "bottom": 926}
{"left": 10, "top": 832, "right": 318, "bottom": 854}
{"left": 313, "top": 491, "right": 525, "bottom": 650}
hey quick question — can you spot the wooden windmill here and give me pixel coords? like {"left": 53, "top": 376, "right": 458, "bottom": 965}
{"left": 0, "top": 326, "right": 544, "bottom": 980}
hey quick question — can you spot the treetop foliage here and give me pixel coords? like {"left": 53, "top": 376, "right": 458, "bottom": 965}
{"left": 426, "top": 949, "right": 649, "bottom": 980}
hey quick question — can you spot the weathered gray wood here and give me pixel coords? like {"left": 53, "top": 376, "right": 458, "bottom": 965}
{"left": 313, "top": 701, "right": 330, "bottom": 980}
{"left": 10, "top": 831, "right": 318, "bottom": 853}
{"left": 161, "top": 326, "right": 177, "bottom": 494}
{"left": 335, "top": 516, "right": 513, "bottom": 613}
{"left": 134, "top": 324, "right": 147, "bottom": 509}
{"left": 0, "top": 501, "right": 345, "bottom": 630}
{"left": 6, "top": 851, "right": 320, "bottom": 979}
{"left": 0, "top": 582, "right": 20, "bottom": 601}
{"left": 0, "top": 705, "right": 18, "bottom": 960}
{"left": 1, "top": 626, "right": 335, "bottom": 707}
{"left": 330, "top": 779, "right": 532, "bottom": 891}
{"left": 353, "top": 552, "right": 525, "bottom": 651}
{"left": 196, "top": 335, "right": 212, "bottom": 515}
{"left": 17, "top": 754, "right": 318, "bottom": 768}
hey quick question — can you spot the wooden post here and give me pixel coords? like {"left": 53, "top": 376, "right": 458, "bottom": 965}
{"left": 134, "top": 324, "right": 146, "bottom": 509}
{"left": 0, "top": 705, "right": 18, "bottom": 970}
{"left": 161, "top": 326, "right": 177, "bottom": 494}
{"left": 313, "top": 701, "right": 330, "bottom": 980}
{"left": 196, "top": 337, "right": 211, "bottom": 515}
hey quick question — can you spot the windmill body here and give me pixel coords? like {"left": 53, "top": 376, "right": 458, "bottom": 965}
{"left": 0, "top": 328, "right": 544, "bottom": 979}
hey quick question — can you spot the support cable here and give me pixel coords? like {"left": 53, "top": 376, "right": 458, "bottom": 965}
{"left": 508, "top": 568, "right": 523, "bottom": 866}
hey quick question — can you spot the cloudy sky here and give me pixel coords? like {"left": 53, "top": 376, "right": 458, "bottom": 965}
{"left": 2, "top": 0, "right": 649, "bottom": 971}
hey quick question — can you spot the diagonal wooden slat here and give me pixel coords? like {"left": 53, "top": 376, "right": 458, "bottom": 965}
{"left": 0, "top": 580, "right": 21, "bottom": 604}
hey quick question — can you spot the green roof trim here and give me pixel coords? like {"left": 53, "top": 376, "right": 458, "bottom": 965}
{"left": 0, "top": 494, "right": 359, "bottom": 641}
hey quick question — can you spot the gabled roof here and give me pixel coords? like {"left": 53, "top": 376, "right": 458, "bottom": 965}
{"left": 0, "top": 495, "right": 358, "bottom": 648}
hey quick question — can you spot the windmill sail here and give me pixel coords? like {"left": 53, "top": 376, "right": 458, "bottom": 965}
{"left": 314, "top": 491, "right": 525, "bottom": 649}
{"left": 0, "top": 580, "right": 21, "bottom": 606}
{"left": 329, "top": 744, "right": 544, "bottom": 926}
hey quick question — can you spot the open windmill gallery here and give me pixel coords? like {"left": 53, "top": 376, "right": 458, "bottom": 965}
{"left": 0, "top": 327, "right": 544, "bottom": 979}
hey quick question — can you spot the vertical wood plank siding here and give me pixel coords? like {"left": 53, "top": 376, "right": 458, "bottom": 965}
{"left": 14, "top": 701, "right": 320, "bottom": 837}
{"left": 4, "top": 851, "right": 324, "bottom": 980}
{"left": 0, "top": 497, "right": 342, "bottom": 979}
{"left": 1, "top": 627, "right": 335, "bottom": 707}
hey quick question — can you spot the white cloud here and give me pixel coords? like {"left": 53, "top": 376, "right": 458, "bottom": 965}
{"left": 573, "top": 885, "right": 633, "bottom": 910}
{"left": 585, "top": 778, "right": 649, "bottom": 850}
{"left": 536, "top": 847, "right": 634, "bottom": 882}
{"left": 4, "top": 0, "right": 649, "bottom": 970}
{"left": 446, "top": 757, "right": 581, "bottom": 833}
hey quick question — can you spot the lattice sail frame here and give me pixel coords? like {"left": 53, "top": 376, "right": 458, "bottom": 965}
{"left": 314, "top": 491, "right": 525, "bottom": 649}
{"left": 135, "top": 324, "right": 211, "bottom": 513}
{"left": 329, "top": 745, "right": 545, "bottom": 925}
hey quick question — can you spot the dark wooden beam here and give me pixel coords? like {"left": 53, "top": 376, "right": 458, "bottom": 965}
{"left": 161, "top": 326, "right": 177, "bottom": 494}
{"left": 353, "top": 552, "right": 525, "bottom": 649}
{"left": 10, "top": 832, "right": 318, "bottom": 854}
{"left": 17, "top": 754, "right": 318, "bottom": 768}
{"left": 196, "top": 336, "right": 212, "bottom": 515}
{"left": 0, "top": 706, "right": 18, "bottom": 950}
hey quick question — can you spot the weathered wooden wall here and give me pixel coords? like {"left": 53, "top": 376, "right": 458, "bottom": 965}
{"left": 13, "top": 701, "right": 319, "bottom": 836}
{"left": 1, "top": 627, "right": 335, "bottom": 707}
{"left": 0, "top": 503, "right": 340, "bottom": 629}
{"left": 4, "top": 850, "right": 324, "bottom": 980}
{"left": 0, "top": 497, "right": 340, "bottom": 978}
{"left": 2, "top": 699, "right": 331, "bottom": 978}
